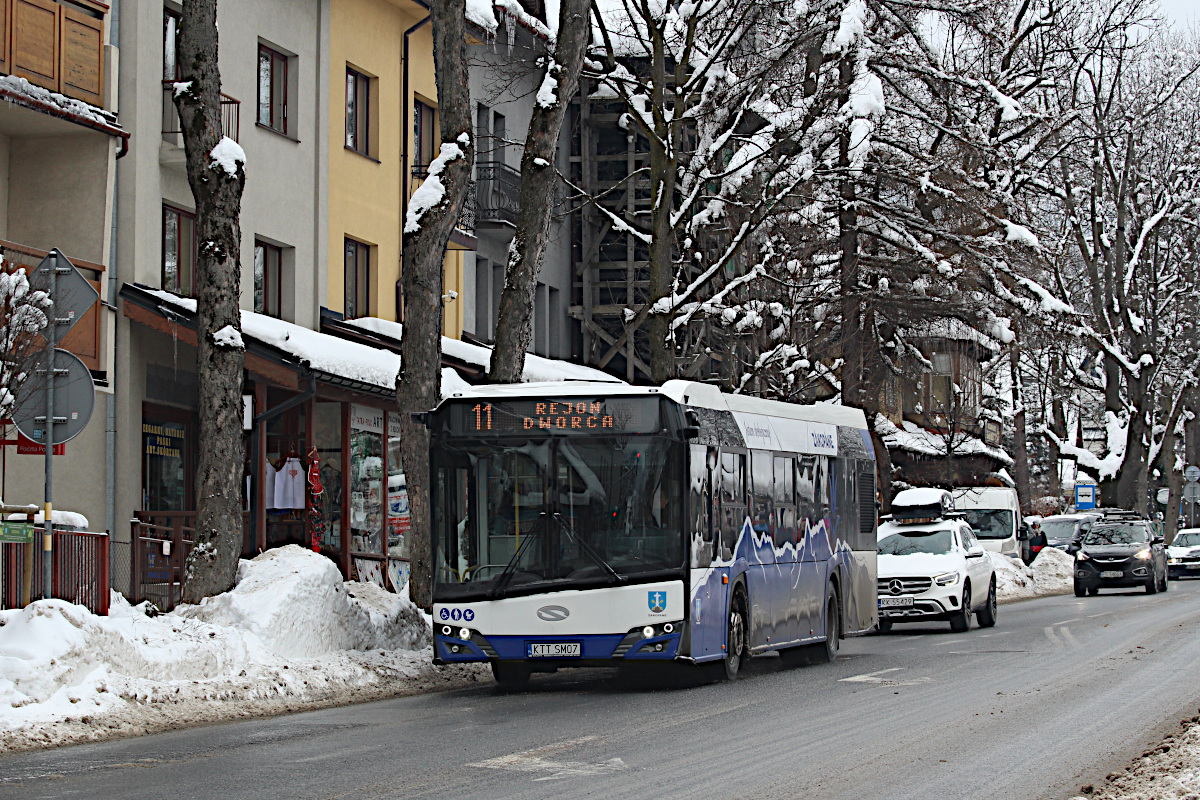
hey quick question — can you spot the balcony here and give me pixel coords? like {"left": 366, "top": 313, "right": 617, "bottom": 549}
{"left": 475, "top": 161, "right": 521, "bottom": 227}
{"left": 0, "top": 0, "right": 106, "bottom": 109}
{"left": 161, "top": 81, "right": 241, "bottom": 149}
{"left": 410, "top": 165, "right": 477, "bottom": 236}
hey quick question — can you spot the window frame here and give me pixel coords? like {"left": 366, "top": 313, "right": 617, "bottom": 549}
{"left": 163, "top": 9, "right": 181, "bottom": 81}
{"left": 162, "top": 204, "right": 197, "bottom": 296}
{"left": 345, "top": 67, "right": 372, "bottom": 156}
{"left": 344, "top": 238, "right": 370, "bottom": 319}
{"left": 254, "top": 241, "right": 284, "bottom": 318}
{"left": 414, "top": 99, "right": 437, "bottom": 169}
{"left": 257, "top": 43, "right": 289, "bottom": 135}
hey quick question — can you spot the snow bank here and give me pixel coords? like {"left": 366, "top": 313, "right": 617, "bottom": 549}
{"left": 1070, "top": 714, "right": 1200, "bottom": 799}
{"left": 0, "top": 546, "right": 483, "bottom": 751}
{"left": 992, "top": 547, "right": 1074, "bottom": 603}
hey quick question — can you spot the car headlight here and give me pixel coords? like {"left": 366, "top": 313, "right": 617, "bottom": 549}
{"left": 934, "top": 572, "right": 960, "bottom": 586}
{"left": 1134, "top": 548, "right": 1151, "bottom": 560}
{"left": 1169, "top": 557, "right": 1181, "bottom": 564}
{"left": 1076, "top": 551, "right": 1089, "bottom": 561}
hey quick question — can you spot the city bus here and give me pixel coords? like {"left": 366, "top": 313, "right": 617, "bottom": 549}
{"left": 429, "top": 380, "right": 878, "bottom": 686}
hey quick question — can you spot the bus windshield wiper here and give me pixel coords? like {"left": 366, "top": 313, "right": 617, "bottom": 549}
{"left": 552, "top": 512, "right": 626, "bottom": 584}
{"left": 489, "top": 513, "right": 545, "bottom": 599}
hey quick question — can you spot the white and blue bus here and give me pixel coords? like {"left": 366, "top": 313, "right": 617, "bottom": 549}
{"left": 430, "top": 380, "right": 878, "bottom": 686}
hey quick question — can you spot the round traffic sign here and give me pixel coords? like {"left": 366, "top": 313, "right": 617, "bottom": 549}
{"left": 11, "top": 348, "right": 95, "bottom": 446}
{"left": 1187, "top": 465, "right": 1200, "bottom": 483}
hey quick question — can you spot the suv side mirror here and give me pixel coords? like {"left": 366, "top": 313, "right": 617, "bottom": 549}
{"left": 966, "top": 545, "right": 985, "bottom": 558}
{"left": 1152, "top": 536, "right": 1164, "bottom": 545}
{"left": 1067, "top": 543, "right": 1080, "bottom": 554}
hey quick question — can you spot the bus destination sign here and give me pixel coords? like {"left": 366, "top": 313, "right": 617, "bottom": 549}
{"left": 450, "top": 397, "right": 660, "bottom": 435}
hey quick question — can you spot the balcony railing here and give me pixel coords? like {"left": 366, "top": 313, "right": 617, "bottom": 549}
{"left": 476, "top": 161, "right": 521, "bottom": 226}
{"left": 162, "top": 81, "right": 241, "bottom": 147}
{"left": 410, "top": 165, "right": 477, "bottom": 235}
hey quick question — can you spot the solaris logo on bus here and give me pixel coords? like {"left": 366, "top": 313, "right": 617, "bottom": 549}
{"left": 648, "top": 591, "right": 666, "bottom": 614}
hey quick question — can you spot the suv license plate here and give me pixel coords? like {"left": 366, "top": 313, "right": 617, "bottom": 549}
{"left": 528, "top": 642, "right": 581, "bottom": 658}
{"left": 879, "top": 596, "right": 914, "bottom": 608}
{"left": 1100, "top": 570, "right": 1124, "bottom": 579}
{"left": 1188, "top": 564, "right": 1200, "bottom": 570}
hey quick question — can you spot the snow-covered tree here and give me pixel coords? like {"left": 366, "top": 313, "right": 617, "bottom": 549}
{"left": 0, "top": 266, "right": 50, "bottom": 424}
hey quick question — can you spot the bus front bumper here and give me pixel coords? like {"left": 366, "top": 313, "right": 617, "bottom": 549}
{"left": 433, "top": 624, "right": 683, "bottom": 664}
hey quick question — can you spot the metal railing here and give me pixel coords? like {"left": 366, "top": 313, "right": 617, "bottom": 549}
{"left": 410, "top": 165, "right": 478, "bottom": 235}
{"left": 2, "top": 529, "right": 110, "bottom": 615}
{"left": 130, "top": 512, "right": 196, "bottom": 612}
{"left": 475, "top": 161, "right": 521, "bottom": 226}
{"left": 162, "top": 82, "right": 241, "bottom": 147}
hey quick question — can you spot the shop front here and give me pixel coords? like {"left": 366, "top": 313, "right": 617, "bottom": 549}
{"left": 121, "top": 285, "right": 413, "bottom": 602}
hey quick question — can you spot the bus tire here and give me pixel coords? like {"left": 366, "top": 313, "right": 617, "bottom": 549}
{"left": 491, "top": 661, "right": 531, "bottom": 689}
{"left": 818, "top": 588, "right": 840, "bottom": 662}
{"left": 723, "top": 587, "right": 748, "bottom": 681}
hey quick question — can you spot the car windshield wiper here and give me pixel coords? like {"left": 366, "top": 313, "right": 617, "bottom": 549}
{"left": 552, "top": 511, "right": 626, "bottom": 584}
{"left": 489, "top": 513, "right": 546, "bottom": 599}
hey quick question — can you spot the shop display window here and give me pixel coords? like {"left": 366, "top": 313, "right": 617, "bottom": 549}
{"left": 386, "top": 414, "right": 409, "bottom": 560}
{"left": 315, "top": 402, "right": 343, "bottom": 553}
{"left": 350, "top": 404, "right": 385, "bottom": 554}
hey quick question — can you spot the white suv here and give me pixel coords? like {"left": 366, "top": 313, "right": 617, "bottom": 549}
{"left": 877, "top": 489, "right": 998, "bottom": 633}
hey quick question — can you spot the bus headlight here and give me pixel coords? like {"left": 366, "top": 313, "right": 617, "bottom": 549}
{"left": 459, "top": 627, "right": 471, "bottom": 640}
{"left": 643, "top": 626, "right": 655, "bottom": 639}
{"left": 934, "top": 572, "right": 960, "bottom": 586}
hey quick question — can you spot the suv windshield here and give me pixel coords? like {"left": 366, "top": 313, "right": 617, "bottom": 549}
{"left": 433, "top": 436, "right": 685, "bottom": 600}
{"left": 1083, "top": 524, "right": 1148, "bottom": 546}
{"left": 961, "top": 509, "right": 1014, "bottom": 540}
{"left": 878, "top": 528, "right": 953, "bottom": 556}
{"left": 1040, "top": 519, "right": 1080, "bottom": 540}
{"left": 1172, "top": 532, "right": 1200, "bottom": 548}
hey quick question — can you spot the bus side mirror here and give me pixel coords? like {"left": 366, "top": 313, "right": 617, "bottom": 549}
{"left": 683, "top": 410, "right": 700, "bottom": 439}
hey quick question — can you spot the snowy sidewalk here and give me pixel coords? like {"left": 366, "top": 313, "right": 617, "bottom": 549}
{"left": 0, "top": 546, "right": 487, "bottom": 752}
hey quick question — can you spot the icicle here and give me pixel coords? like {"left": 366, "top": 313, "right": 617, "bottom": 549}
{"left": 504, "top": 8, "right": 515, "bottom": 55}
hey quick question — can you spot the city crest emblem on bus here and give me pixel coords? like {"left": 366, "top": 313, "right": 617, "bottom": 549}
{"left": 648, "top": 591, "right": 666, "bottom": 614}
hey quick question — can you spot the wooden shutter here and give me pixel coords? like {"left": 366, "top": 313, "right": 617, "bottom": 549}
{"left": 58, "top": 275, "right": 101, "bottom": 371}
{"left": 0, "top": 0, "right": 11, "bottom": 76}
{"left": 59, "top": 6, "right": 103, "bottom": 106}
{"left": 11, "top": 0, "right": 59, "bottom": 90}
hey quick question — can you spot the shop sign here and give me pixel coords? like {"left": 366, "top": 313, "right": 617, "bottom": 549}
{"left": 16, "top": 432, "right": 64, "bottom": 455}
{"left": 387, "top": 413, "right": 403, "bottom": 440}
{"left": 143, "top": 423, "right": 185, "bottom": 458}
{"left": 351, "top": 404, "right": 383, "bottom": 433}
{"left": 0, "top": 522, "right": 34, "bottom": 544}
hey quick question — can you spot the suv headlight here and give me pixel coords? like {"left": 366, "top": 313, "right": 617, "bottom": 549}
{"left": 1169, "top": 557, "right": 1181, "bottom": 564}
{"left": 1134, "top": 548, "right": 1151, "bottom": 560}
{"left": 934, "top": 572, "right": 960, "bottom": 586}
{"left": 1076, "top": 551, "right": 1089, "bottom": 561}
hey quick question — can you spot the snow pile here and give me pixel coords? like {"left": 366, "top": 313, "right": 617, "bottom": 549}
{"left": 0, "top": 546, "right": 483, "bottom": 751}
{"left": 209, "top": 136, "right": 246, "bottom": 178}
{"left": 991, "top": 547, "right": 1074, "bottom": 603}
{"left": 212, "top": 325, "right": 244, "bottom": 349}
{"left": 1070, "top": 714, "right": 1200, "bottom": 799}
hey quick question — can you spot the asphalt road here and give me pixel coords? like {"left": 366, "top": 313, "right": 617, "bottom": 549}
{"left": 3, "top": 581, "right": 1200, "bottom": 800}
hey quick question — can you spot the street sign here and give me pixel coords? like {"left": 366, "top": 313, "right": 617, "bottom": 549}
{"left": 15, "top": 431, "right": 63, "bottom": 455}
{"left": 1076, "top": 484, "right": 1097, "bottom": 510}
{"left": 25, "top": 249, "right": 98, "bottom": 340}
{"left": 10, "top": 348, "right": 94, "bottom": 445}
{"left": 1187, "top": 465, "right": 1200, "bottom": 483}
{"left": 0, "top": 521, "right": 33, "bottom": 544}
{"left": 1186, "top": 483, "right": 1200, "bottom": 503}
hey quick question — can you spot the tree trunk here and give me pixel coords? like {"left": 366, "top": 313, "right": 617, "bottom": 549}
{"left": 174, "top": 0, "right": 248, "bottom": 604}
{"left": 1010, "top": 342, "right": 1030, "bottom": 514}
{"left": 836, "top": 52, "right": 862, "bottom": 409}
{"left": 646, "top": 24, "right": 677, "bottom": 384}
{"left": 488, "top": 0, "right": 591, "bottom": 383}
{"left": 396, "top": 0, "right": 474, "bottom": 610}
{"left": 1161, "top": 407, "right": 1182, "bottom": 544}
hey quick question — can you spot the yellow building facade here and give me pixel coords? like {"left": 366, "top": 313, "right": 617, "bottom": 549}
{"left": 327, "top": 0, "right": 468, "bottom": 338}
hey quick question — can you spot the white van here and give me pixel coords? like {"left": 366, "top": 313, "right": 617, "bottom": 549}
{"left": 952, "top": 487, "right": 1024, "bottom": 560}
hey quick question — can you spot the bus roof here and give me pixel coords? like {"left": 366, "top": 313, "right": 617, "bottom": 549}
{"left": 439, "top": 379, "right": 870, "bottom": 431}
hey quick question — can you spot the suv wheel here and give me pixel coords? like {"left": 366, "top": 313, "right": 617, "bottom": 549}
{"left": 1074, "top": 580, "right": 1086, "bottom": 598}
{"left": 949, "top": 586, "right": 972, "bottom": 632}
{"left": 976, "top": 579, "right": 997, "bottom": 628}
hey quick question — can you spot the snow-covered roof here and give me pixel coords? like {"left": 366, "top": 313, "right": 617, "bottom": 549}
{"left": 874, "top": 414, "right": 1014, "bottom": 466}
{"left": 906, "top": 318, "right": 1002, "bottom": 353}
{"left": 892, "top": 487, "right": 952, "bottom": 508}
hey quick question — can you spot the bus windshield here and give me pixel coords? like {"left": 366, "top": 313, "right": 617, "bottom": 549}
{"left": 433, "top": 436, "right": 685, "bottom": 600}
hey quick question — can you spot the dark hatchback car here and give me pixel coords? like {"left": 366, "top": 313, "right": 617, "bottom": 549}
{"left": 1071, "top": 522, "right": 1168, "bottom": 596}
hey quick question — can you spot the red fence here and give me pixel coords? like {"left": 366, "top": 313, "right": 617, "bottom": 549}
{"left": 1, "top": 529, "right": 110, "bottom": 615}
{"left": 130, "top": 513, "right": 196, "bottom": 613}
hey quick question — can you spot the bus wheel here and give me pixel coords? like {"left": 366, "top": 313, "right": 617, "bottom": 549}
{"left": 723, "top": 588, "right": 748, "bottom": 681}
{"left": 491, "top": 661, "right": 531, "bottom": 689}
{"left": 818, "top": 589, "right": 840, "bottom": 662}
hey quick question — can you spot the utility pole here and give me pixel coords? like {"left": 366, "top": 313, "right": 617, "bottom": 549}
{"left": 41, "top": 251, "right": 57, "bottom": 599}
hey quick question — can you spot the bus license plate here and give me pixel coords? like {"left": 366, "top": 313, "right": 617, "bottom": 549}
{"left": 879, "top": 596, "right": 914, "bottom": 608}
{"left": 1101, "top": 570, "right": 1124, "bottom": 578}
{"left": 528, "top": 642, "right": 581, "bottom": 658}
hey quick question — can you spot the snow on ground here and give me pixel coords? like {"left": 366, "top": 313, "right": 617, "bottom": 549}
{"left": 993, "top": 547, "right": 1074, "bottom": 603}
{"left": 1070, "top": 712, "right": 1200, "bottom": 799}
{"left": 0, "top": 546, "right": 486, "bottom": 752}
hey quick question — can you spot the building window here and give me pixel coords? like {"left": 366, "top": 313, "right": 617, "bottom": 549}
{"left": 345, "top": 68, "right": 371, "bottom": 156}
{"left": 414, "top": 100, "right": 436, "bottom": 169}
{"left": 162, "top": 205, "right": 196, "bottom": 296}
{"left": 257, "top": 44, "right": 288, "bottom": 134}
{"left": 254, "top": 241, "right": 283, "bottom": 318}
{"left": 344, "top": 238, "right": 370, "bottom": 319}
{"left": 163, "top": 10, "right": 180, "bottom": 80}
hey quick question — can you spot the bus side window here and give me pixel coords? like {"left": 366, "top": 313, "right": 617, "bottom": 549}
{"left": 689, "top": 445, "right": 713, "bottom": 567}
{"left": 774, "top": 455, "right": 796, "bottom": 547}
{"left": 718, "top": 451, "right": 745, "bottom": 558}
{"left": 797, "top": 456, "right": 816, "bottom": 536}
{"left": 750, "top": 450, "right": 773, "bottom": 540}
